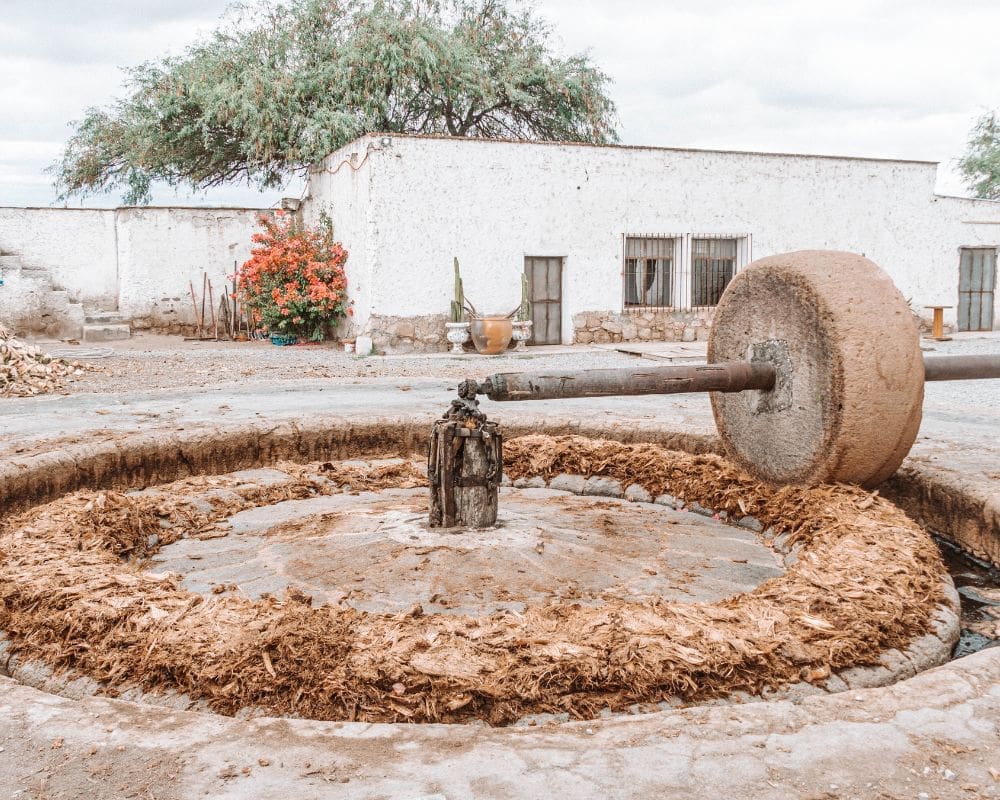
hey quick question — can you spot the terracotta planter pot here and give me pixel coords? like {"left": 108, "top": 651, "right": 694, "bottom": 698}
{"left": 469, "top": 316, "right": 513, "bottom": 355}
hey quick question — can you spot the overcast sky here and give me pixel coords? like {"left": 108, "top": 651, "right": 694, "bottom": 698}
{"left": 2, "top": 0, "right": 999, "bottom": 208}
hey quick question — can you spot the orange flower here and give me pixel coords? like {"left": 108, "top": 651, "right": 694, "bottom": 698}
{"left": 235, "top": 213, "right": 351, "bottom": 341}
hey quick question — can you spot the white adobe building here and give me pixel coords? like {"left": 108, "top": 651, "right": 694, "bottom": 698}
{"left": 303, "top": 133, "right": 1000, "bottom": 351}
{"left": 2, "top": 133, "right": 997, "bottom": 345}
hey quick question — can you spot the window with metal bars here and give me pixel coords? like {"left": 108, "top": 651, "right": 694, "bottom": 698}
{"left": 691, "top": 238, "right": 737, "bottom": 306}
{"left": 624, "top": 236, "right": 676, "bottom": 309}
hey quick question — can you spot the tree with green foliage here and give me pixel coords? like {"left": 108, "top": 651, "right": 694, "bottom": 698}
{"left": 958, "top": 111, "right": 1000, "bottom": 200}
{"left": 54, "top": 0, "right": 618, "bottom": 205}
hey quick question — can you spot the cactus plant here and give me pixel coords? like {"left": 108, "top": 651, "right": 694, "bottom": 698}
{"left": 517, "top": 273, "right": 531, "bottom": 322}
{"left": 450, "top": 257, "right": 466, "bottom": 323}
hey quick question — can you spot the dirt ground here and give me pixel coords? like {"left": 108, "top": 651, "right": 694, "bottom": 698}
{"left": 36, "top": 333, "right": 639, "bottom": 394}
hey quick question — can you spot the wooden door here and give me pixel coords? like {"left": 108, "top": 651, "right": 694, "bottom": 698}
{"left": 524, "top": 257, "right": 563, "bottom": 345}
{"left": 958, "top": 248, "right": 997, "bottom": 331}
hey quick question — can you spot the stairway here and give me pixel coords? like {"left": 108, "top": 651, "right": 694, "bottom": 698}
{"left": 0, "top": 252, "right": 86, "bottom": 340}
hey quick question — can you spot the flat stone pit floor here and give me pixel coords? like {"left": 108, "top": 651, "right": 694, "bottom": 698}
{"left": 149, "top": 472, "right": 784, "bottom": 615}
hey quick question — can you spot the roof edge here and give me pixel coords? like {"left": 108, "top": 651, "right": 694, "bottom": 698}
{"left": 0, "top": 205, "right": 272, "bottom": 213}
{"left": 933, "top": 193, "right": 1000, "bottom": 205}
{"left": 333, "top": 132, "right": 939, "bottom": 168}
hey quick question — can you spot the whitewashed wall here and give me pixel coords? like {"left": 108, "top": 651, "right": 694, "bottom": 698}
{"left": 6, "top": 138, "right": 997, "bottom": 342}
{"left": 0, "top": 206, "right": 264, "bottom": 334}
{"left": 0, "top": 207, "right": 119, "bottom": 308}
{"left": 116, "top": 207, "right": 263, "bottom": 329}
{"left": 930, "top": 195, "right": 1000, "bottom": 313}
{"left": 307, "top": 134, "right": 1000, "bottom": 344}
{"left": 304, "top": 142, "right": 375, "bottom": 337}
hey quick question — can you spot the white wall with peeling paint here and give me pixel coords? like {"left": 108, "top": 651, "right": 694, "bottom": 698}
{"left": 0, "top": 206, "right": 265, "bottom": 335}
{"left": 0, "top": 207, "right": 119, "bottom": 309}
{"left": 116, "top": 207, "right": 263, "bottom": 329}
{"left": 4, "top": 136, "right": 1000, "bottom": 342}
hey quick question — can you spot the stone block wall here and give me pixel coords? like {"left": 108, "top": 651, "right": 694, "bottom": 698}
{"left": 364, "top": 313, "right": 450, "bottom": 353}
{"left": 572, "top": 309, "right": 715, "bottom": 345}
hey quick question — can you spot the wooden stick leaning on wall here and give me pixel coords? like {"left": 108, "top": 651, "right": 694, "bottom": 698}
{"left": 200, "top": 273, "right": 208, "bottom": 333}
{"left": 217, "top": 292, "right": 232, "bottom": 342}
{"left": 232, "top": 260, "right": 239, "bottom": 339}
{"left": 207, "top": 280, "right": 218, "bottom": 341}
{"left": 189, "top": 281, "right": 201, "bottom": 338}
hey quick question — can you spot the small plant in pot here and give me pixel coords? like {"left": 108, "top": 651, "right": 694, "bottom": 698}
{"left": 511, "top": 273, "right": 533, "bottom": 350}
{"left": 445, "top": 257, "right": 471, "bottom": 354}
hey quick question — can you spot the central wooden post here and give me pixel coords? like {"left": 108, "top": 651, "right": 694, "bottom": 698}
{"left": 428, "top": 382, "right": 502, "bottom": 529}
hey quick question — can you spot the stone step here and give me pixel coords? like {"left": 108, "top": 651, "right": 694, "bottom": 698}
{"left": 47, "top": 292, "right": 84, "bottom": 317}
{"left": 5, "top": 259, "right": 51, "bottom": 275}
{"left": 84, "top": 311, "right": 126, "bottom": 324}
{"left": 0, "top": 261, "right": 54, "bottom": 288}
{"left": 82, "top": 323, "right": 131, "bottom": 342}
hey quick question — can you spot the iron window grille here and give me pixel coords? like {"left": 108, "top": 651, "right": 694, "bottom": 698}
{"left": 691, "top": 237, "right": 738, "bottom": 307}
{"left": 624, "top": 236, "right": 679, "bottom": 310}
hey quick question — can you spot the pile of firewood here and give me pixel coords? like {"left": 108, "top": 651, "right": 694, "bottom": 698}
{"left": 0, "top": 324, "right": 84, "bottom": 397}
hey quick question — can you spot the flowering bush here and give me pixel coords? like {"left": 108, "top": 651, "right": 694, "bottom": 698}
{"left": 236, "top": 211, "right": 351, "bottom": 341}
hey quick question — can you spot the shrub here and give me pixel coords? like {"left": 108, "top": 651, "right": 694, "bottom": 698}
{"left": 236, "top": 211, "right": 351, "bottom": 341}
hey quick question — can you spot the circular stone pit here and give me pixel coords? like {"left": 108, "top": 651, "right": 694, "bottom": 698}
{"left": 0, "top": 427, "right": 960, "bottom": 727}
{"left": 147, "top": 469, "right": 785, "bottom": 615}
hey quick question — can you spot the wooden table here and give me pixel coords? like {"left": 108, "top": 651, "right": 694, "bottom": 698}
{"left": 923, "top": 305, "right": 953, "bottom": 341}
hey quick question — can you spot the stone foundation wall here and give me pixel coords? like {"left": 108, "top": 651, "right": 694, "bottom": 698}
{"left": 130, "top": 316, "right": 193, "bottom": 336}
{"left": 573, "top": 309, "right": 715, "bottom": 345}
{"left": 129, "top": 312, "right": 458, "bottom": 347}
{"left": 364, "top": 313, "right": 450, "bottom": 353}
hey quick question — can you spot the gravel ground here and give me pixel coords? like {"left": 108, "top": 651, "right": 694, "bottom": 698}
{"left": 35, "top": 333, "right": 643, "bottom": 394}
{"left": 17, "top": 330, "right": 1000, "bottom": 401}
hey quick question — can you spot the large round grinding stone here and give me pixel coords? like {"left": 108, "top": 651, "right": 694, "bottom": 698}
{"left": 708, "top": 251, "right": 924, "bottom": 488}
